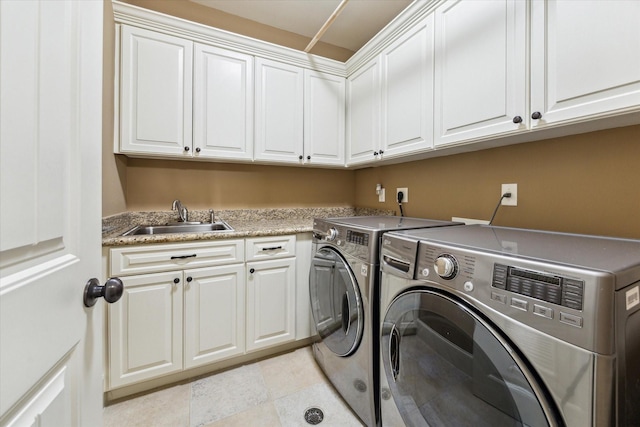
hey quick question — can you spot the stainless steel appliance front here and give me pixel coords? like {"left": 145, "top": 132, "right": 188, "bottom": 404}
{"left": 379, "top": 225, "right": 640, "bottom": 427}
{"left": 309, "top": 216, "right": 462, "bottom": 426}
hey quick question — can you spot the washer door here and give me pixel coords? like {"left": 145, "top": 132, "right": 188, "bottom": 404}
{"left": 381, "top": 289, "right": 560, "bottom": 427}
{"left": 309, "top": 246, "right": 363, "bottom": 357}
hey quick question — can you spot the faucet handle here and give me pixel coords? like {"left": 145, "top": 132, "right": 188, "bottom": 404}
{"left": 209, "top": 209, "right": 215, "bottom": 223}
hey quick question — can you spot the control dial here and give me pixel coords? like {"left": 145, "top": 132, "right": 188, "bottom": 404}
{"left": 434, "top": 254, "right": 458, "bottom": 280}
{"left": 325, "top": 228, "right": 338, "bottom": 241}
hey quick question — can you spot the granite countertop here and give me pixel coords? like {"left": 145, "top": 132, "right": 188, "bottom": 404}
{"left": 102, "top": 207, "right": 395, "bottom": 247}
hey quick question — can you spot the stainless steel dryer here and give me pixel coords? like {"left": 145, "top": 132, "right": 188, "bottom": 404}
{"left": 309, "top": 216, "right": 462, "bottom": 427}
{"left": 379, "top": 225, "right": 640, "bottom": 427}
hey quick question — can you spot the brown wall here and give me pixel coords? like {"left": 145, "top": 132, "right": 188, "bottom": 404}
{"left": 102, "top": 2, "right": 640, "bottom": 240}
{"left": 355, "top": 125, "right": 640, "bottom": 239}
{"left": 124, "top": 160, "right": 356, "bottom": 211}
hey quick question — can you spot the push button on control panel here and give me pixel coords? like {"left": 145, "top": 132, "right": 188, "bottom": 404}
{"left": 510, "top": 297, "right": 529, "bottom": 311}
{"left": 533, "top": 304, "right": 554, "bottom": 319}
{"left": 491, "top": 292, "right": 507, "bottom": 304}
{"left": 560, "top": 312, "right": 583, "bottom": 328}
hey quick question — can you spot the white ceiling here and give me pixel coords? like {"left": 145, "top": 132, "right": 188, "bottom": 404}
{"left": 189, "top": 0, "right": 413, "bottom": 52}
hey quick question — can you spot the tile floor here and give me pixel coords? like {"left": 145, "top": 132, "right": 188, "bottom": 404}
{"left": 103, "top": 346, "right": 365, "bottom": 427}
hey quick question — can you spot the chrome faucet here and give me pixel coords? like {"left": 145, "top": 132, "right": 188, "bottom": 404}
{"left": 171, "top": 199, "right": 189, "bottom": 222}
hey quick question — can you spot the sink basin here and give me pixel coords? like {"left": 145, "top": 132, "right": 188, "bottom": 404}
{"left": 122, "top": 221, "right": 234, "bottom": 236}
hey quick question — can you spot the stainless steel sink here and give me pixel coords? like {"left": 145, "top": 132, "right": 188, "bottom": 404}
{"left": 121, "top": 221, "right": 234, "bottom": 236}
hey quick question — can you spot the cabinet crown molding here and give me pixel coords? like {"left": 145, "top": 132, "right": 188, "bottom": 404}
{"left": 111, "top": 0, "right": 440, "bottom": 77}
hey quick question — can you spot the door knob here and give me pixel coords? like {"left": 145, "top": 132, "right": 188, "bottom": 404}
{"left": 83, "top": 277, "right": 123, "bottom": 307}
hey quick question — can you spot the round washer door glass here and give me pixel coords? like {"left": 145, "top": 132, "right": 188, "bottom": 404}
{"left": 381, "top": 289, "right": 557, "bottom": 427}
{"left": 309, "top": 246, "right": 363, "bottom": 357}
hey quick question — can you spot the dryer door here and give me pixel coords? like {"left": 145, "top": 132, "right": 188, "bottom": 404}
{"left": 310, "top": 246, "right": 363, "bottom": 357}
{"left": 381, "top": 289, "right": 560, "bottom": 427}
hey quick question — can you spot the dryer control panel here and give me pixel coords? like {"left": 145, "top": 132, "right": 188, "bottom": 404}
{"left": 492, "top": 264, "right": 584, "bottom": 310}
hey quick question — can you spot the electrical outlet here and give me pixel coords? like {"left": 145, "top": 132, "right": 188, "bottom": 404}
{"left": 378, "top": 188, "right": 385, "bottom": 202}
{"left": 396, "top": 187, "right": 408, "bottom": 203}
{"left": 501, "top": 183, "right": 518, "bottom": 206}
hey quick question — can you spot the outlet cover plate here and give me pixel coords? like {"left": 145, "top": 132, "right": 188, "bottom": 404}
{"left": 396, "top": 187, "right": 408, "bottom": 203}
{"left": 501, "top": 183, "right": 518, "bottom": 206}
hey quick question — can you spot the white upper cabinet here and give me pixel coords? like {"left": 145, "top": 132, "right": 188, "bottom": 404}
{"left": 530, "top": 1, "right": 640, "bottom": 127}
{"left": 347, "top": 57, "right": 382, "bottom": 165}
{"left": 119, "top": 26, "right": 193, "bottom": 156}
{"left": 381, "top": 14, "right": 435, "bottom": 158}
{"left": 433, "top": 0, "right": 526, "bottom": 147}
{"left": 304, "top": 70, "right": 346, "bottom": 166}
{"left": 254, "top": 58, "right": 304, "bottom": 163}
{"left": 193, "top": 44, "right": 254, "bottom": 160}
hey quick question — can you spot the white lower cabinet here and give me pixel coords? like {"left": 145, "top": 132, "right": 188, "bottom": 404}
{"left": 183, "top": 264, "right": 246, "bottom": 369}
{"left": 245, "top": 235, "right": 297, "bottom": 351}
{"left": 246, "top": 258, "right": 296, "bottom": 351}
{"left": 106, "top": 235, "right": 304, "bottom": 391}
{"left": 108, "top": 271, "right": 184, "bottom": 389}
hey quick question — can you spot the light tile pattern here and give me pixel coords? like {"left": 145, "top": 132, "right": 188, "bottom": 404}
{"left": 104, "top": 347, "right": 365, "bottom": 427}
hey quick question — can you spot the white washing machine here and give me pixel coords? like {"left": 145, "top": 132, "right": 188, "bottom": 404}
{"left": 379, "top": 225, "right": 640, "bottom": 426}
{"left": 309, "top": 216, "right": 462, "bottom": 426}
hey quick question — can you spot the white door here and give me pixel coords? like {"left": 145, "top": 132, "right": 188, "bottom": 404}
{"left": 381, "top": 14, "right": 435, "bottom": 157}
{"left": 254, "top": 58, "right": 304, "bottom": 164}
{"left": 119, "top": 25, "right": 193, "bottom": 157}
{"left": 108, "top": 272, "right": 183, "bottom": 389}
{"left": 433, "top": 0, "right": 526, "bottom": 146}
{"left": 0, "top": 1, "right": 104, "bottom": 426}
{"left": 303, "top": 70, "right": 346, "bottom": 166}
{"left": 530, "top": 1, "right": 640, "bottom": 127}
{"left": 183, "top": 264, "right": 246, "bottom": 369}
{"left": 193, "top": 44, "right": 254, "bottom": 161}
{"left": 346, "top": 57, "right": 382, "bottom": 165}
{"left": 246, "top": 258, "right": 296, "bottom": 352}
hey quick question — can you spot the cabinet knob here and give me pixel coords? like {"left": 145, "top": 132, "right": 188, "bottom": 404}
{"left": 184, "top": 146, "right": 190, "bottom": 152}
{"left": 173, "top": 278, "right": 180, "bottom": 284}
{"left": 298, "top": 155, "right": 303, "bottom": 160}
{"left": 186, "top": 276, "right": 193, "bottom": 283}
{"left": 531, "top": 111, "right": 542, "bottom": 120}
{"left": 307, "top": 155, "right": 311, "bottom": 160}
{"left": 373, "top": 151, "right": 379, "bottom": 156}
{"left": 249, "top": 268, "right": 255, "bottom": 274}
{"left": 512, "top": 115, "right": 523, "bottom": 124}
{"left": 379, "top": 150, "right": 384, "bottom": 155}
{"left": 83, "top": 277, "right": 123, "bottom": 307}
{"left": 195, "top": 147, "right": 201, "bottom": 153}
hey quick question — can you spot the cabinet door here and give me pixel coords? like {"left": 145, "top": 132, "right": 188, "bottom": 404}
{"left": 108, "top": 271, "right": 183, "bottom": 389}
{"left": 434, "top": 0, "right": 526, "bottom": 146}
{"left": 531, "top": 1, "right": 640, "bottom": 127}
{"left": 184, "top": 264, "right": 245, "bottom": 368}
{"left": 382, "top": 14, "right": 434, "bottom": 157}
{"left": 346, "top": 57, "right": 382, "bottom": 165}
{"left": 246, "top": 258, "right": 296, "bottom": 351}
{"left": 304, "top": 70, "right": 346, "bottom": 166}
{"left": 119, "top": 26, "right": 193, "bottom": 156}
{"left": 254, "top": 58, "right": 304, "bottom": 163}
{"left": 193, "top": 44, "right": 254, "bottom": 160}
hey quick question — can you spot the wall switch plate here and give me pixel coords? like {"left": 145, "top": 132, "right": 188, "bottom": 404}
{"left": 396, "top": 187, "right": 408, "bottom": 203}
{"left": 501, "top": 183, "right": 518, "bottom": 206}
{"left": 378, "top": 188, "right": 385, "bottom": 202}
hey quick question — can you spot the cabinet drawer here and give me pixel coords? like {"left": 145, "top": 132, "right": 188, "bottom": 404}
{"left": 245, "top": 235, "right": 296, "bottom": 261}
{"left": 110, "top": 240, "right": 244, "bottom": 276}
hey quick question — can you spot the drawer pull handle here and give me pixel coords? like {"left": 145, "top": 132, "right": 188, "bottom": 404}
{"left": 262, "top": 246, "right": 283, "bottom": 251}
{"left": 171, "top": 254, "right": 197, "bottom": 260}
